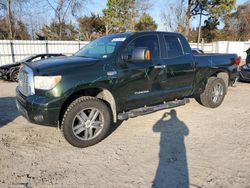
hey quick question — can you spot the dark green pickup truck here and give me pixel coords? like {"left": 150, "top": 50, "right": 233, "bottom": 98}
{"left": 16, "top": 31, "right": 239, "bottom": 147}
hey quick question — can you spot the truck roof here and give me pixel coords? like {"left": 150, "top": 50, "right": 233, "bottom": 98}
{"left": 106, "top": 31, "right": 183, "bottom": 38}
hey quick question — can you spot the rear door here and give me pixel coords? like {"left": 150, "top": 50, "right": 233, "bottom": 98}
{"left": 156, "top": 34, "right": 195, "bottom": 100}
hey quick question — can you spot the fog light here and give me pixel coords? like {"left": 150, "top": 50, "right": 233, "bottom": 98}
{"left": 33, "top": 114, "right": 44, "bottom": 122}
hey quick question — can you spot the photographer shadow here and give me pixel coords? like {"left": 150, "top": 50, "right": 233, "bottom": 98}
{"left": 152, "top": 109, "right": 189, "bottom": 188}
{"left": 0, "top": 97, "right": 19, "bottom": 128}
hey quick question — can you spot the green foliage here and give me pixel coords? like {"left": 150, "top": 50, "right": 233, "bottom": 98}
{"left": 78, "top": 13, "right": 106, "bottom": 40}
{"left": 201, "top": 17, "right": 220, "bottom": 42}
{"left": 189, "top": 1, "right": 249, "bottom": 42}
{"left": 187, "top": 0, "right": 236, "bottom": 17}
{"left": 208, "top": 0, "right": 236, "bottom": 16}
{"left": 40, "top": 21, "right": 77, "bottom": 40}
{"left": 135, "top": 13, "right": 157, "bottom": 31}
{"left": 184, "top": 0, "right": 236, "bottom": 39}
{"left": 103, "top": 0, "right": 136, "bottom": 34}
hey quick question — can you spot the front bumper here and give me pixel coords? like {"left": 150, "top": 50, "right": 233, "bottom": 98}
{"left": 16, "top": 88, "right": 62, "bottom": 126}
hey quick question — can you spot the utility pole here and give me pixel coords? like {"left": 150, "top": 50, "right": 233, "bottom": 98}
{"left": 197, "top": 10, "right": 202, "bottom": 48}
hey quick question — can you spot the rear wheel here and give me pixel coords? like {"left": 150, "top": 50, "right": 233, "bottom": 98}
{"left": 61, "top": 96, "right": 111, "bottom": 148}
{"left": 195, "top": 77, "right": 226, "bottom": 108}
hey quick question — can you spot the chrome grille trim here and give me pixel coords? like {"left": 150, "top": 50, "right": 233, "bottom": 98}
{"left": 18, "top": 65, "right": 35, "bottom": 96}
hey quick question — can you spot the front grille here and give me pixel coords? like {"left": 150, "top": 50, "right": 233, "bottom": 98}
{"left": 18, "top": 65, "right": 34, "bottom": 96}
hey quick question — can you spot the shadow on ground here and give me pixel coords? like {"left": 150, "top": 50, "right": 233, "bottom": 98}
{"left": 0, "top": 97, "right": 20, "bottom": 128}
{"left": 152, "top": 109, "right": 189, "bottom": 188}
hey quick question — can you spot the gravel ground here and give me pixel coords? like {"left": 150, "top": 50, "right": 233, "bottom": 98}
{"left": 0, "top": 80, "right": 250, "bottom": 188}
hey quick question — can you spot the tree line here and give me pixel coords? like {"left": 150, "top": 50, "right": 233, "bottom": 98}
{"left": 0, "top": 0, "right": 249, "bottom": 42}
{"left": 163, "top": 0, "right": 250, "bottom": 42}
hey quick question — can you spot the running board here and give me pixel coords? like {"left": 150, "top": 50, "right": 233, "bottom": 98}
{"left": 118, "top": 98, "right": 190, "bottom": 120}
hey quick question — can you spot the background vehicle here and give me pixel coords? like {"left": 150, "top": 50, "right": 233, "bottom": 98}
{"left": 247, "top": 47, "right": 250, "bottom": 64}
{"left": 239, "top": 47, "right": 250, "bottom": 82}
{"left": 0, "top": 53, "right": 65, "bottom": 82}
{"left": 192, "top": 48, "right": 204, "bottom": 54}
{"left": 16, "top": 31, "right": 239, "bottom": 148}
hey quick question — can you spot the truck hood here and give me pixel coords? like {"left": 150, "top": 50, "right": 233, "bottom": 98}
{"left": 26, "top": 56, "right": 98, "bottom": 74}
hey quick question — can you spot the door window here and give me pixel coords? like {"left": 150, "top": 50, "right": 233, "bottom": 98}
{"left": 124, "top": 35, "right": 160, "bottom": 59}
{"left": 164, "top": 36, "right": 184, "bottom": 59}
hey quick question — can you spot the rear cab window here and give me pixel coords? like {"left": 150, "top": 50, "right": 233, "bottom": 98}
{"left": 163, "top": 35, "right": 184, "bottom": 59}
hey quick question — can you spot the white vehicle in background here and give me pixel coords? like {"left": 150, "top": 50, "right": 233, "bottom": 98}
{"left": 192, "top": 48, "right": 204, "bottom": 55}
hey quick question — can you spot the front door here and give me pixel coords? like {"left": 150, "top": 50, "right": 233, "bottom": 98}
{"left": 115, "top": 34, "right": 161, "bottom": 110}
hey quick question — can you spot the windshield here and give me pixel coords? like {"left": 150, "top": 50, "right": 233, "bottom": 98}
{"left": 74, "top": 35, "right": 129, "bottom": 59}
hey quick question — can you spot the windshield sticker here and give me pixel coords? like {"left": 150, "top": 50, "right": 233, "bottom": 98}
{"left": 111, "top": 38, "right": 126, "bottom": 42}
{"left": 103, "top": 55, "right": 108, "bottom": 58}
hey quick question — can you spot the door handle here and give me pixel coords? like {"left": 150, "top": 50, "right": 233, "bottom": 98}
{"left": 154, "top": 65, "right": 166, "bottom": 69}
{"left": 107, "top": 71, "right": 117, "bottom": 76}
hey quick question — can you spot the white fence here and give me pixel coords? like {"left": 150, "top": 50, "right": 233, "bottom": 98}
{"left": 0, "top": 40, "right": 89, "bottom": 66}
{"left": 0, "top": 40, "right": 250, "bottom": 65}
{"left": 190, "top": 41, "right": 250, "bottom": 60}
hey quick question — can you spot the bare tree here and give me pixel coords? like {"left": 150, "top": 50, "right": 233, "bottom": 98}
{"left": 0, "top": 0, "right": 30, "bottom": 39}
{"left": 161, "top": 0, "right": 185, "bottom": 33}
{"left": 223, "top": 1, "right": 250, "bottom": 41}
{"left": 0, "top": 0, "right": 6, "bottom": 16}
{"left": 46, "top": 0, "right": 87, "bottom": 40}
{"left": 136, "top": 0, "right": 152, "bottom": 13}
{"left": 133, "top": 0, "right": 153, "bottom": 31}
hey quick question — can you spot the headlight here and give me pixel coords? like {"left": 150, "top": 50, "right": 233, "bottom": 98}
{"left": 34, "top": 75, "right": 62, "bottom": 90}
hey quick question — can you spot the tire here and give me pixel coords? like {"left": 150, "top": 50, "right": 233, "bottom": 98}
{"left": 0, "top": 69, "right": 4, "bottom": 79}
{"left": 10, "top": 69, "right": 19, "bottom": 82}
{"left": 61, "top": 96, "right": 111, "bottom": 148}
{"left": 195, "top": 77, "right": 226, "bottom": 108}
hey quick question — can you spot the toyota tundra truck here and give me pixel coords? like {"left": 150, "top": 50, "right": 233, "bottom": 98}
{"left": 16, "top": 31, "right": 239, "bottom": 148}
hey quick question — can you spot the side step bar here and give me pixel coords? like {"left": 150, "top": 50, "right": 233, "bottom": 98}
{"left": 118, "top": 98, "right": 190, "bottom": 120}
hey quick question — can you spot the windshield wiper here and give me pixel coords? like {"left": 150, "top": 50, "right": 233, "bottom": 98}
{"left": 74, "top": 54, "right": 101, "bottom": 60}
{"left": 75, "top": 55, "right": 90, "bottom": 58}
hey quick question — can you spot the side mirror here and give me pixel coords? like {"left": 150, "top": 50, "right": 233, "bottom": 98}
{"left": 122, "top": 47, "right": 151, "bottom": 62}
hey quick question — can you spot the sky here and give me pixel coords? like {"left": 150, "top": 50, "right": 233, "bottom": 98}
{"left": 22, "top": 0, "right": 249, "bottom": 34}
{"left": 87, "top": 0, "right": 249, "bottom": 31}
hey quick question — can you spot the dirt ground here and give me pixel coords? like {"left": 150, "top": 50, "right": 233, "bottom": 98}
{"left": 0, "top": 80, "right": 250, "bottom": 188}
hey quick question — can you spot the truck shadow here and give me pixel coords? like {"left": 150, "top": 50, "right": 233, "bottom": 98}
{"left": 152, "top": 109, "right": 189, "bottom": 188}
{"left": 0, "top": 97, "right": 20, "bottom": 128}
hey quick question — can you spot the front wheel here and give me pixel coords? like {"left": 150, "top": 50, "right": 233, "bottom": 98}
{"left": 10, "top": 69, "right": 19, "bottom": 82}
{"left": 195, "top": 77, "right": 226, "bottom": 108}
{"left": 61, "top": 96, "right": 111, "bottom": 148}
{"left": 0, "top": 69, "right": 4, "bottom": 79}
